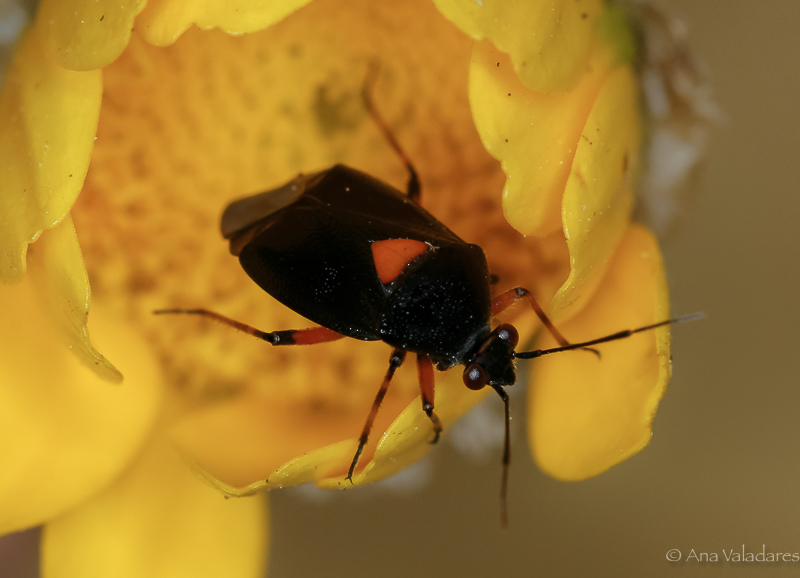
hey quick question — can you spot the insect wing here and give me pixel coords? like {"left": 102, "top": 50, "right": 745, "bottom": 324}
{"left": 227, "top": 165, "right": 468, "bottom": 341}
{"left": 221, "top": 171, "right": 328, "bottom": 256}
{"left": 302, "top": 165, "right": 462, "bottom": 244}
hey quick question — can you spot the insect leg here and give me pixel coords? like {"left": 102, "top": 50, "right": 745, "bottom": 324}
{"left": 153, "top": 309, "right": 345, "bottom": 345}
{"left": 491, "top": 287, "right": 571, "bottom": 347}
{"left": 416, "top": 353, "right": 443, "bottom": 444}
{"left": 361, "top": 63, "right": 421, "bottom": 203}
{"left": 346, "top": 348, "right": 407, "bottom": 483}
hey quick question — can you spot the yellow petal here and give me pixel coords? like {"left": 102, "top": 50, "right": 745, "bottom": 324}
{"left": 42, "top": 439, "right": 268, "bottom": 578}
{"left": 0, "top": 278, "right": 161, "bottom": 534}
{"left": 0, "top": 26, "right": 101, "bottom": 283}
{"left": 27, "top": 216, "right": 122, "bottom": 382}
{"left": 527, "top": 225, "right": 671, "bottom": 481}
{"left": 469, "top": 41, "right": 609, "bottom": 237}
{"left": 169, "top": 366, "right": 486, "bottom": 490}
{"left": 549, "top": 65, "right": 642, "bottom": 321}
{"left": 136, "top": 0, "right": 313, "bottom": 47}
{"left": 434, "top": 0, "right": 606, "bottom": 93}
{"left": 167, "top": 387, "right": 395, "bottom": 488}
{"left": 36, "top": 0, "right": 147, "bottom": 71}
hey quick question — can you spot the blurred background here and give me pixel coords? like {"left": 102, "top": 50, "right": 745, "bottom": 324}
{"left": 2, "top": 0, "right": 798, "bottom": 576}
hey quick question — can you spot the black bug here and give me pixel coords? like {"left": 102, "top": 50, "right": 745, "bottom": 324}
{"left": 156, "top": 72, "right": 698, "bottom": 524}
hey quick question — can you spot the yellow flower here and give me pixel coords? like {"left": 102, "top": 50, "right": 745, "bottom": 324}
{"left": 0, "top": 0, "right": 674, "bottom": 573}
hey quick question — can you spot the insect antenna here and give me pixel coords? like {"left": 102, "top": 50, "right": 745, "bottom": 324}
{"left": 489, "top": 383, "right": 511, "bottom": 528}
{"left": 513, "top": 312, "right": 704, "bottom": 360}
{"left": 489, "top": 312, "right": 702, "bottom": 526}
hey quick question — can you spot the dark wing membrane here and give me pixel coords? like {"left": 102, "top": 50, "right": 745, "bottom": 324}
{"left": 221, "top": 170, "right": 327, "bottom": 254}
{"left": 238, "top": 206, "right": 385, "bottom": 340}
{"left": 231, "top": 165, "right": 468, "bottom": 340}
{"left": 302, "top": 165, "right": 465, "bottom": 246}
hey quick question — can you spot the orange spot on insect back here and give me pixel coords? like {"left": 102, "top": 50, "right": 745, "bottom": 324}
{"left": 371, "top": 239, "right": 429, "bottom": 284}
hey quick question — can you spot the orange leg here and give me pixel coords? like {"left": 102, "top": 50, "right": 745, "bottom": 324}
{"left": 346, "top": 349, "right": 407, "bottom": 483}
{"left": 153, "top": 308, "right": 345, "bottom": 346}
{"left": 491, "top": 287, "right": 570, "bottom": 346}
{"left": 417, "top": 354, "right": 443, "bottom": 444}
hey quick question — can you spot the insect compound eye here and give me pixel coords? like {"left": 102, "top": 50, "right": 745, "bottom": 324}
{"left": 495, "top": 323, "right": 519, "bottom": 347}
{"left": 463, "top": 363, "right": 487, "bottom": 391}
